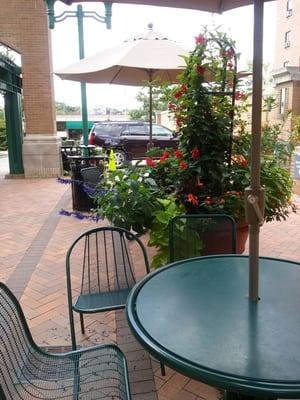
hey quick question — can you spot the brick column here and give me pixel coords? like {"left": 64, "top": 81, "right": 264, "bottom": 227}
{"left": 0, "top": 0, "right": 61, "bottom": 178}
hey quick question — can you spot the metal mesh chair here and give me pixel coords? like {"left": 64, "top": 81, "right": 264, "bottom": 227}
{"left": 66, "top": 226, "right": 150, "bottom": 349}
{"left": 0, "top": 282, "right": 131, "bottom": 400}
{"left": 80, "top": 166, "right": 104, "bottom": 190}
{"left": 169, "top": 214, "right": 237, "bottom": 262}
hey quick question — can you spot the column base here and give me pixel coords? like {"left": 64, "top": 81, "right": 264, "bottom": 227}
{"left": 23, "top": 134, "right": 62, "bottom": 178}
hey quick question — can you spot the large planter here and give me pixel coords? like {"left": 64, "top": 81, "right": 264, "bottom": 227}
{"left": 235, "top": 221, "right": 249, "bottom": 254}
{"left": 201, "top": 220, "right": 249, "bottom": 256}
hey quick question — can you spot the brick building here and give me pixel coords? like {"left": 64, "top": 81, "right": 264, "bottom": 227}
{"left": 272, "top": 0, "right": 300, "bottom": 131}
{"left": 272, "top": 0, "right": 300, "bottom": 193}
{"left": 0, "top": 0, "right": 60, "bottom": 177}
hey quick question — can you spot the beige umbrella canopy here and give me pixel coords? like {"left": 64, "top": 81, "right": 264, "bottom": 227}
{"left": 60, "top": 0, "right": 273, "bottom": 13}
{"left": 56, "top": 25, "right": 187, "bottom": 85}
{"left": 56, "top": 24, "right": 188, "bottom": 146}
{"left": 56, "top": 0, "right": 274, "bottom": 301}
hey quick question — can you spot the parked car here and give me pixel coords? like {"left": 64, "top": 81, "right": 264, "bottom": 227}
{"left": 88, "top": 121, "right": 178, "bottom": 167}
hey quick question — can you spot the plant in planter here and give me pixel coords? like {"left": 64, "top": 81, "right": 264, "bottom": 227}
{"left": 92, "top": 28, "right": 296, "bottom": 267}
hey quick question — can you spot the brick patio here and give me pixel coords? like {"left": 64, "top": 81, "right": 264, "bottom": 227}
{"left": 0, "top": 176, "right": 299, "bottom": 399}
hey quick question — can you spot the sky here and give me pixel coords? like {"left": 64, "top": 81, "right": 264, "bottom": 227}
{"left": 1, "top": 1, "right": 278, "bottom": 111}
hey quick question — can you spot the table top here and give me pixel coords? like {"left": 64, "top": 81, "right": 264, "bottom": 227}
{"left": 126, "top": 255, "right": 300, "bottom": 398}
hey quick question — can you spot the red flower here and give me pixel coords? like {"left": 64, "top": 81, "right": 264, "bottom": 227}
{"left": 168, "top": 102, "right": 176, "bottom": 110}
{"left": 232, "top": 154, "right": 248, "bottom": 166}
{"left": 224, "top": 49, "right": 234, "bottom": 59}
{"left": 195, "top": 34, "right": 205, "bottom": 45}
{"left": 227, "top": 61, "right": 234, "bottom": 70}
{"left": 174, "top": 84, "right": 187, "bottom": 100}
{"left": 175, "top": 149, "right": 183, "bottom": 159}
{"left": 235, "top": 91, "right": 246, "bottom": 101}
{"left": 146, "top": 157, "right": 156, "bottom": 168}
{"left": 187, "top": 193, "right": 199, "bottom": 205}
{"left": 179, "top": 161, "right": 188, "bottom": 170}
{"left": 191, "top": 147, "right": 200, "bottom": 160}
{"left": 181, "top": 84, "right": 187, "bottom": 93}
{"left": 218, "top": 198, "right": 225, "bottom": 205}
{"left": 160, "top": 151, "right": 170, "bottom": 163}
{"left": 196, "top": 65, "right": 206, "bottom": 76}
{"left": 174, "top": 90, "right": 183, "bottom": 99}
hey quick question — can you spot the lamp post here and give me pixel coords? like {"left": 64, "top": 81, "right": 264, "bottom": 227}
{"left": 44, "top": 1, "right": 112, "bottom": 147}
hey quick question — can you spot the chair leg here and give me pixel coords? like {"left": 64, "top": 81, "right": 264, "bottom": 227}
{"left": 69, "top": 308, "right": 77, "bottom": 351}
{"left": 80, "top": 313, "right": 85, "bottom": 334}
{"left": 160, "top": 362, "right": 166, "bottom": 376}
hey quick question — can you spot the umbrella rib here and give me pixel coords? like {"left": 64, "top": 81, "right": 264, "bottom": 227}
{"left": 110, "top": 66, "right": 124, "bottom": 84}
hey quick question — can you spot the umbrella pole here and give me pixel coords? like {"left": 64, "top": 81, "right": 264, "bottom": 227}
{"left": 245, "top": 0, "right": 265, "bottom": 302}
{"left": 149, "top": 83, "right": 153, "bottom": 147}
{"left": 147, "top": 71, "right": 153, "bottom": 149}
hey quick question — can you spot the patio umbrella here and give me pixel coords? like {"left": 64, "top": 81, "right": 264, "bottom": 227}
{"left": 56, "top": 0, "right": 273, "bottom": 301}
{"left": 56, "top": 23, "right": 188, "bottom": 147}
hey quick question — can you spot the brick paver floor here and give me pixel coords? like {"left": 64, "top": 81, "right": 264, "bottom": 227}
{"left": 0, "top": 176, "right": 299, "bottom": 399}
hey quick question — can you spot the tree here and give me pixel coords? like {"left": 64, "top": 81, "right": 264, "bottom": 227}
{"left": 55, "top": 102, "right": 80, "bottom": 115}
{"left": 128, "top": 84, "right": 169, "bottom": 121}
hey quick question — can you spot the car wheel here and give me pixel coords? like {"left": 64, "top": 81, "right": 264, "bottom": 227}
{"left": 114, "top": 150, "right": 127, "bottom": 168}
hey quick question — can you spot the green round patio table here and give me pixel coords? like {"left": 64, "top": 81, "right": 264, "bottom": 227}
{"left": 126, "top": 255, "right": 300, "bottom": 399}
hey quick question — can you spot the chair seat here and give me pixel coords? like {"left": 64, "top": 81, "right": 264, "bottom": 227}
{"left": 74, "top": 289, "right": 131, "bottom": 313}
{"left": 14, "top": 344, "right": 130, "bottom": 399}
{"left": 0, "top": 282, "right": 131, "bottom": 399}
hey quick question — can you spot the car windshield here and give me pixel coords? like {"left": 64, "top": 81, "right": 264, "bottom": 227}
{"left": 94, "top": 124, "right": 123, "bottom": 136}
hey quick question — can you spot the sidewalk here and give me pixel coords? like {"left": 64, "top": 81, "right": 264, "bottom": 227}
{"left": 0, "top": 177, "right": 299, "bottom": 400}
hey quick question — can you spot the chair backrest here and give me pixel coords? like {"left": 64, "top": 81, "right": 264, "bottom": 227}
{"left": 169, "top": 214, "right": 237, "bottom": 262}
{"left": 66, "top": 226, "right": 150, "bottom": 298}
{"left": 0, "top": 282, "right": 38, "bottom": 399}
{"left": 80, "top": 166, "right": 104, "bottom": 189}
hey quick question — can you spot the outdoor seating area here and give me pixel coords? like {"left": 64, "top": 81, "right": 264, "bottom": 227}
{"left": 2, "top": 1, "right": 300, "bottom": 398}
{"left": 0, "top": 176, "right": 299, "bottom": 399}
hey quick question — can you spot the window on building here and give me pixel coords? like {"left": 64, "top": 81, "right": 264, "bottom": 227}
{"left": 286, "top": 0, "right": 293, "bottom": 16}
{"left": 279, "top": 87, "right": 288, "bottom": 115}
{"left": 284, "top": 31, "right": 291, "bottom": 48}
{"left": 283, "top": 61, "right": 290, "bottom": 67}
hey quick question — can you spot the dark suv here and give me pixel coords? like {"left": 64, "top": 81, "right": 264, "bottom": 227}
{"left": 88, "top": 121, "right": 178, "bottom": 167}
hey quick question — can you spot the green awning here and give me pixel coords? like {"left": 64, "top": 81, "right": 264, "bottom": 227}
{"left": 66, "top": 121, "right": 94, "bottom": 130}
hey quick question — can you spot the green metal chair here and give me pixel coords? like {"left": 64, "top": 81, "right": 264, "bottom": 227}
{"left": 169, "top": 214, "right": 237, "bottom": 262}
{"left": 0, "top": 282, "right": 131, "bottom": 400}
{"left": 66, "top": 226, "right": 150, "bottom": 350}
{"left": 80, "top": 165, "right": 104, "bottom": 191}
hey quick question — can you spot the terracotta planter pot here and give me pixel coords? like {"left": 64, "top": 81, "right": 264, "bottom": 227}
{"left": 236, "top": 221, "right": 249, "bottom": 254}
{"left": 200, "top": 220, "right": 249, "bottom": 256}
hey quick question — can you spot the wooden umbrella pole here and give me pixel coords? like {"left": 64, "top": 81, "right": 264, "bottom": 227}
{"left": 149, "top": 82, "right": 153, "bottom": 148}
{"left": 148, "top": 70, "right": 154, "bottom": 149}
{"left": 246, "top": 0, "right": 265, "bottom": 302}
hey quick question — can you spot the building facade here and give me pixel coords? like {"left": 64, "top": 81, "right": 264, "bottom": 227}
{"left": 0, "top": 0, "right": 60, "bottom": 178}
{"left": 272, "top": 0, "right": 300, "bottom": 131}
{"left": 272, "top": 0, "right": 300, "bottom": 193}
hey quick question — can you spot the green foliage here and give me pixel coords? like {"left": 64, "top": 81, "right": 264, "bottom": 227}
{"left": 167, "top": 29, "right": 238, "bottom": 200}
{"left": 92, "top": 28, "right": 296, "bottom": 269}
{"left": 0, "top": 108, "right": 7, "bottom": 151}
{"left": 55, "top": 102, "right": 80, "bottom": 115}
{"left": 128, "top": 83, "right": 170, "bottom": 121}
{"left": 291, "top": 116, "right": 300, "bottom": 146}
{"left": 148, "top": 197, "right": 184, "bottom": 268}
{"left": 93, "top": 166, "right": 160, "bottom": 235}
{"left": 261, "top": 159, "right": 295, "bottom": 222}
